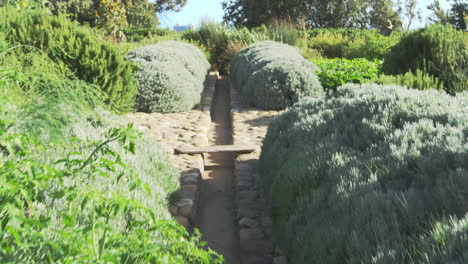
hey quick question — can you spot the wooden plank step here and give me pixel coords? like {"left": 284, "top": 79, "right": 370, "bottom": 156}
{"left": 175, "top": 145, "right": 256, "bottom": 155}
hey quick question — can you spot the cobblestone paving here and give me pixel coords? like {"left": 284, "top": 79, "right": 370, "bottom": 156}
{"left": 230, "top": 87, "right": 287, "bottom": 264}
{"left": 123, "top": 73, "right": 217, "bottom": 230}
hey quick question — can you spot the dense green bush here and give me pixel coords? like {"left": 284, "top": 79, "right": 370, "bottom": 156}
{"left": 382, "top": 24, "right": 467, "bottom": 94}
{"left": 123, "top": 27, "right": 172, "bottom": 42}
{"left": 0, "top": 38, "right": 222, "bottom": 262}
{"left": 0, "top": 6, "right": 138, "bottom": 113}
{"left": 0, "top": 102, "right": 222, "bottom": 263}
{"left": 230, "top": 40, "right": 323, "bottom": 109}
{"left": 48, "top": 0, "right": 160, "bottom": 29}
{"left": 182, "top": 23, "right": 311, "bottom": 74}
{"left": 259, "top": 84, "right": 468, "bottom": 263}
{"left": 128, "top": 40, "right": 210, "bottom": 113}
{"left": 313, "top": 58, "right": 382, "bottom": 92}
{"left": 366, "top": 69, "right": 444, "bottom": 90}
{"left": 308, "top": 29, "right": 401, "bottom": 60}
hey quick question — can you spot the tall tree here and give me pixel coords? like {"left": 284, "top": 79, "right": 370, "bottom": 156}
{"left": 123, "top": 0, "right": 159, "bottom": 28}
{"left": 448, "top": 0, "right": 467, "bottom": 30}
{"left": 48, "top": 0, "right": 188, "bottom": 28}
{"left": 427, "top": 0, "right": 451, "bottom": 24}
{"left": 222, "top": 0, "right": 402, "bottom": 29}
{"left": 154, "top": 0, "right": 187, "bottom": 13}
{"left": 427, "top": 0, "right": 467, "bottom": 31}
{"left": 396, "top": 0, "right": 422, "bottom": 30}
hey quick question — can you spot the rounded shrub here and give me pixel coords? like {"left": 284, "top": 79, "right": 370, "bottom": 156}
{"left": 382, "top": 24, "right": 467, "bottom": 95}
{"left": 259, "top": 84, "right": 468, "bottom": 263}
{"left": 230, "top": 40, "right": 323, "bottom": 110}
{"left": 244, "top": 61, "right": 322, "bottom": 109}
{"left": 128, "top": 40, "right": 211, "bottom": 113}
{"left": 0, "top": 6, "right": 138, "bottom": 113}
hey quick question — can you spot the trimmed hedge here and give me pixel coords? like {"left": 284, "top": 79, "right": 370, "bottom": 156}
{"left": 382, "top": 24, "right": 467, "bottom": 95}
{"left": 128, "top": 40, "right": 211, "bottom": 113}
{"left": 0, "top": 7, "right": 138, "bottom": 113}
{"left": 230, "top": 40, "right": 323, "bottom": 110}
{"left": 259, "top": 84, "right": 468, "bottom": 263}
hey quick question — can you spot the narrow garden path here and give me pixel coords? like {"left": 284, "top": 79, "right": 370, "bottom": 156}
{"left": 125, "top": 73, "right": 285, "bottom": 264}
{"left": 196, "top": 77, "right": 241, "bottom": 264}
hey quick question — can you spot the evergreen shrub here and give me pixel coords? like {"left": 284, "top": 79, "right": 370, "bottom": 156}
{"left": 307, "top": 29, "right": 401, "bottom": 60}
{"left": 382, "top": 24, "right": 467, "bottom": 94}
{"left": 230, "top": 40, "right": 323, "bottom": 110}
{"left": 128, "top": 40, "right": 210, "bottom": 113}
{"left": 0, "top": 6, "right": 138, "bottom": 113}
{"left": 366, "top": 69, "right": 444, "bottom": 90}
{"left": 182, "top": 23, "right": 308, "bottom": 74}
{"left": 0, "top": 27, "right": 222, "bottom": 262}
{"left": 122, "top": 27, "right": 171, "bottom": 42}
{"left": 1, "top": 102, "right": 222, "bottom": 262}
{"left": 259, "top": 84, "right": 468, "bottom": 263}
{"left": 0, "top": 67, "right": 222, "bottom": 262}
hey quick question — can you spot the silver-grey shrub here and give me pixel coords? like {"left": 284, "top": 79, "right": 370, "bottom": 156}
{"left": 230, "top": 40, "right": 322, "bottom": 110}
{"left": 259, "top": 84, "right": 468, "bottom": 263}
{"left": 128, "top": 40, "right": 210, "bottom": 113}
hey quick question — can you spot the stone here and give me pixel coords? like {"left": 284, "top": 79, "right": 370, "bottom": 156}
{"left": 237, "top": 190, "right": 257, "bottom": 201}
{"left": 244, "top": 255, "right": 274, "bottom": 264}
{"left": 236, "top": 179, "right": 253, "bottom": 191}
{"left": 174, "top": 216, "right": 190, "bottom": 229}
{"left": 237, "top": 206, "right": 259, "bottom": 219}
{"left": 176, "top": 190, "right": 197, "bottom": 201}
{"left": 242, "top": 239, "right": 275, "bottom": 255}
{"left": 239, "top": 217, "right": 258, "bottom": 228}
{"left": 181, "top": 172, "right": 200, "bottom": 185}
{"left": 235, "top": 162, "right": 252, "bottom": 172}
{"left": 262, "top": 216, "right": 274, "bottom": 229}
{"left": 181, "top": 184, "right": 198, "bottom": 193}
{"left": 192, "top": 134, "right": 208, "bottom": 147}
{"left": 240, "top": 227, "right": 263, "bottom": 241}
{"left": 176, "top": 199, "right": 193, "bottom": 218}
{"left": 274, "top": 246, "right": 285, "bottom": 256}
{"left": 273, "top": 256, "right": 288, "bottom": 264}
{"left": 168, "top": 205, "right": 178, "bottom": 215}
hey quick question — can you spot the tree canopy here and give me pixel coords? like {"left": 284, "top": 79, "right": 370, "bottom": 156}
{"left": 47, "top": 0, "right": 187, "bottom": 29}
{"left": 427, "top": 0, "right": 467, "bottom": 31}
{"left": 222, "top": 0, "right": 402, "bottom": 29}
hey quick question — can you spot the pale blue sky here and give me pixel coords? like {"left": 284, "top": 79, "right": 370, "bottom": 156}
{"left": 159, "top": 0, "right": 224, "bottom": 29}
{"left": 158, "top": 0, "right": 451, "bottom": 30}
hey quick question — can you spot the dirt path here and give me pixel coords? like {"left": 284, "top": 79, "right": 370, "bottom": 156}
{"left": 196, "top": 77, "right": 240, "bottom": 264}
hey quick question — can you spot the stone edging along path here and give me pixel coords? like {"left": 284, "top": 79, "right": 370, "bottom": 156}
{"left": 125, "top": 72, "right": 287, "bottom": 264}
{"left": 124, "top": 72, "right": 218, "bottom": 230}
{"left": 231, "top": 86, "right": 288, "bottom": 264}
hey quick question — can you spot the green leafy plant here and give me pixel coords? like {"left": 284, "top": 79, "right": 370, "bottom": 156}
{"left": 122, "top": 27, "right": 172, "bottom": 42}
{"left": 307, "top": 28, "right": 402, "bottom": 60}
{"left": 382, "top": 24, "right": 467, "bottom": 94}
{"left": 0, "top": 33, "right": 223, "bottom": 262}
{"left": 0, "top": 6, "right": 138, "bottom": 113}
{"left": 366, "top": 69, "right": 444, "bottom": 90}
{"left": 313, "top": 58, "right": 382, "bottom": 92}
{"left": 182, "top": 23, "right": 309, "bottom": 74}
{"left": 0, "top": 98, "right": 224, "bottom": 263}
